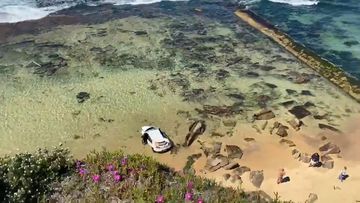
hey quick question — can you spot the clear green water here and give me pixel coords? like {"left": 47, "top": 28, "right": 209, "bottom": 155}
{"left": 250, "top": 0, "right": 360, "bottom": 80}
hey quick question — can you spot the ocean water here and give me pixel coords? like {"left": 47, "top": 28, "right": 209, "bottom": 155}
{"left": 245, "top": 0, "right": 360, "bottom": 80}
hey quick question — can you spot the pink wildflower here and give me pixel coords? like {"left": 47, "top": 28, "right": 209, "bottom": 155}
{"left": 79, "top": 168, "right": 87, "bottom": 176}
{"left": 197, "top": 197, "right": 204, "bottom": 203}
{"left": 156, "top": 195, "right": 165, "bottom": 203}
{"left": 107, "top": 164, "right": 115, "bottom": 171}
{"left": 185, "top": 192, "right": 193, "bottom": 201}
{"left": 187, "top": 181, "right": 194, "bottom": 190}
{"left": 121, "top": 157, "right": 128, "bottom": 166}
{"left": 114, "top": 174, "right": 122, "bottom": 182}
{"left": 92, "top": 174, "right": 100, "bottom": 183}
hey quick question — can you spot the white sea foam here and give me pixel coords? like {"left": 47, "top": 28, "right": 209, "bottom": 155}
{"left": 0, "top": 0, "right": 186, "bottom": 23}
{"left": 268, "top": 0, "right": 319, "bottom": 6}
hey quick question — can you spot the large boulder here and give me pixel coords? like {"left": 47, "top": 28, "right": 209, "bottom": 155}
{"left": 230, "top": 174, "right": 243, "bottom": 184}
{"left": 233, "top": 166, "right": 251, "bottom": 176}
{"left": 305, "top": 193, "right": 318, "bottom": 203}
{"left": 224, "top": 162, "right": 240, "bottom": 170}
{"left": 287, "top": 118, "right": 303, "bottom": 131}
{"left": 249, "top": 170, "right": 264, "bottom": 188}
{"left": 199, "top": 141, "right": 222, "bottom": 157}
{"left": 292, "top": 148, "right": 301, "bottom": 159}
{"left": 319, "top": 142, "right": 341, "bottom": 155}
{"left": 184, "top": 120, "right": 206, "bottom": 147}
{"left": 253, "top": 109, "right": 275, "bottom": 120}
{"left": 246, "top": 190, "right": 273, "bottom": 203}
{"left": 225, "top": 145, "right": 243, "bottom": 159}
{"left": 321, "top": 155, "right": 334, "bottom": 169}
{"left": 322, "top": 160, "right": 334, "bottom": 169}
{"left": 299, "top": 153, "right": 311, "bottom": 163}
{"left": 276, "top": 124, "right": 289, "bottom": 137}
{"left": 204, "top": 154, "right": 229, "bottom": 172}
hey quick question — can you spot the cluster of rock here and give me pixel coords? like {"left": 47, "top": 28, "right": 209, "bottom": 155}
{"left": 198, "top": 141, "right": 264, "bottom": 188}
{"left": 291, "top": 142, "right": 341, "bottom": 169}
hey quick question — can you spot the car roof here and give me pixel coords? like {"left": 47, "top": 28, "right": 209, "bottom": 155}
{"left": 146, "top": 128, "right": 166, "bottom": 142}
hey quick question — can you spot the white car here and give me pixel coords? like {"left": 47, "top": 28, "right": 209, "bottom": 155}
{"left": 141, "top": 126, "right": 173, "bottom": 153}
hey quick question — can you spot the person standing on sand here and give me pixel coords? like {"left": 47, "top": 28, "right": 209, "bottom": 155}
{"left": 338, "top": 166, "right": 349, "bottom": 182}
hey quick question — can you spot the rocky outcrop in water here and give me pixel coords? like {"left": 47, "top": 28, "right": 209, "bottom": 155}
{"left": 184, "top": 120, "right": 206, "bottom": 147}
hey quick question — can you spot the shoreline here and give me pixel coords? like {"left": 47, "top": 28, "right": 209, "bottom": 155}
{"left": 234, "top": 9, "right": 360, "bottom": 103}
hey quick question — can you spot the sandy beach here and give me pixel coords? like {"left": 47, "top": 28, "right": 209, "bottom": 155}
{"left": 1, "top": 1, "right": 360, "bottom": 202}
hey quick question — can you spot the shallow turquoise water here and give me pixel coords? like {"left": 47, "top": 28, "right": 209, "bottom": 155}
{"left": 249, "top": 0, "right": 360, "bottom": 80}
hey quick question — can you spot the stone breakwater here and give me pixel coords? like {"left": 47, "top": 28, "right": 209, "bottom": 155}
{"left": 235, "top": 9, "right": 360, "bottom": 103}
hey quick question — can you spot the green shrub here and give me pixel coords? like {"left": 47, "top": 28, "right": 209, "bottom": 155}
{"left": 0, "top": 147, "right": 73, "bottom": 202}
{"left": 51, "top": 149, "right": 250, "bottom": 202}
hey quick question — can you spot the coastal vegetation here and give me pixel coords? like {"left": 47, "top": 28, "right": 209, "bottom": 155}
{"left": 0, "top": 147, "right": 287, "bottom": 202}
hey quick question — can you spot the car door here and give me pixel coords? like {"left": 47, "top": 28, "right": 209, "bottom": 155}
{"left": 147, "top": 136, "right": 153, "bottom": 147}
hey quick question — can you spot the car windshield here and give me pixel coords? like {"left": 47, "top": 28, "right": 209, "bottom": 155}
{"left": 146, "top": 127, "right": 156, "bottom": 131}
{"left": 159, "top": 129, "right": 168, "bottom": 138}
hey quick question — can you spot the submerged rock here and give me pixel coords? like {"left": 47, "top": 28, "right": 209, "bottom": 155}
{"left": 301, "top": 90, "right": 313, "bottom": 96}
{"left": 226, "top": 93, "right": 245, "bottom": 101}
{"left": 182, "top": 88, "right": 206, "bottom": 102}
{"left": 313, "top": 114, "right": 328, "bottom": 120}
{"left": 286, "top": 89, "right": 297, "bottom": 95}
{"left": 257, "top": 95, "right": 272, "bottom": 108}
{"left": 344, "top": 40, "right": 359, "bottom": 47}
{"left": 76, "top": 92, "right": 90, "bottom": 103}
{"left": 195, "top": 103, "right": 242, "bottom": 117}
{"left": 318, "top": 124, "right": 341, "bottom": 133}
{"left": 222, "top": 119, "right": 237, "bottom": 127}
{"left": 280, "top": 100, "right": 296, "bottom": 108}
{"left": 289, "top": 105, "right": 311, "bottom": 119}
{"left": 246, "top": 71, "right": 259, "bottom": 78}
{"left": 289, "top": 72, "right": 312, "bottom": 84}
{"left": 214, "top": 69, "right": 230, "bottom": 80}
{"left": 253, "top": 109, "right": 275, "bottom": 120}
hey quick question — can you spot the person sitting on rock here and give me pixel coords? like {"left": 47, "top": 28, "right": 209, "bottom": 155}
{"left": 277, "top": 168, "right": 290, "bottom": 184}
{"left": 338, "top": 166, "right": 349, "bottom": 182}
{"left": 309, "top": 153, "right": 322, "bottom": 167}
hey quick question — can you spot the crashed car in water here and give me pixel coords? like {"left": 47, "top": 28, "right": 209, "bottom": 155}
{"left": 141, "top": 126, "right": 173, "bottom": 153}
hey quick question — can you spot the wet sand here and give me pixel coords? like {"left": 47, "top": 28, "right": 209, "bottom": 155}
{"left": 1, "top": 1, "right": 360, "bottom": 202}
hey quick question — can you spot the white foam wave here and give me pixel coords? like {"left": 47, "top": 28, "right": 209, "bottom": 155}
{"left": 0, "top": 0, "right": 186, "bottom": 24}
{"left": 268, "top": 0, "right": 319, "bottom": 6}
